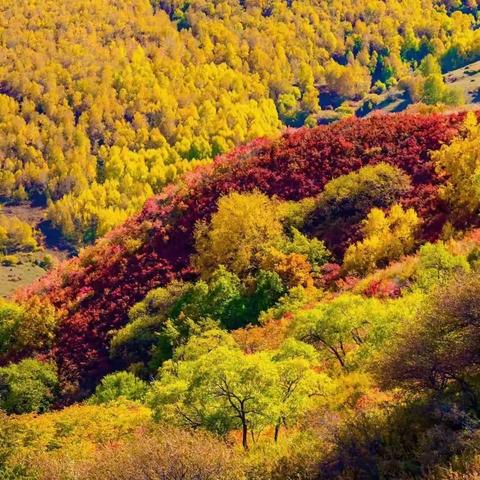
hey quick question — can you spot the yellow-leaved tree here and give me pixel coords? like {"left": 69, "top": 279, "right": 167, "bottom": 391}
{"left": 432, "top": 112, "right": 480, "bottom": 214}
{"left": 194, "top": 191, "right": 284, "bottom": 279}
{"left": 343, "top": 204, "right": 420, "bottom": 275}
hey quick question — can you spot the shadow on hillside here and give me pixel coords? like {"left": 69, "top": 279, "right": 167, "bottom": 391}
{"left": 39, "top": 220, "right": 76, "bottom": 257}
{"left": 390, "top": 97, "right": 411, "bottom": 112}
{"left": 375, "top": 91, "right": 411, "bottom": 114}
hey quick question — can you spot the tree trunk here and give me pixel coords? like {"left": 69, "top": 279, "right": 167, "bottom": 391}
{"left": 329, "top": 345, "right": 346, "bottom": 368}
{"left": 242, "top": 420, "right": 249, "bottom": 450}
{"left": 274, "top": 422, "right": 281, "bottom": 442}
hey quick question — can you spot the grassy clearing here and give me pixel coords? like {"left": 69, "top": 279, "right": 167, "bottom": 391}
{"left": 444, "top": 60, "right": 480, "bottom": 105}
{"left": 0, "top": 253, "right": 47, "bottom": 298}
{"left": 0, "top": 202, "right": 72, "bottom": 298}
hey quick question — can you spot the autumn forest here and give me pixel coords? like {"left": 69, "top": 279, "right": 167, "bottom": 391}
{"left": 2, "top": 0, "right": 480, "bottom": 479}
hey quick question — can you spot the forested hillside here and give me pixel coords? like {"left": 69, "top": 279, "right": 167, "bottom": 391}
{"left": 0, "top": 0, "right": 479, "bottom": 245}
{"left": 2, "top": 111, "right": 480, "bottom": 478}
{"left": 4, "top": 1, "right": 480, "bottom": 479}
{"left": 16, "top": 112, "right": 467, "bottom": 394}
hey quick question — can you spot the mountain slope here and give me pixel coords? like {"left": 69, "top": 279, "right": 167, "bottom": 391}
{"left": 16, "top": 112, "right": 470, "bottom": 396}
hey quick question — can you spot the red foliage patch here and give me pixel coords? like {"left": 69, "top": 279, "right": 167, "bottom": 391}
{"left": 21, "top": 112, "right": 472, "bottom": 397}
{"left": 364, "top": 279, "right": 402, "bottom": 299}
